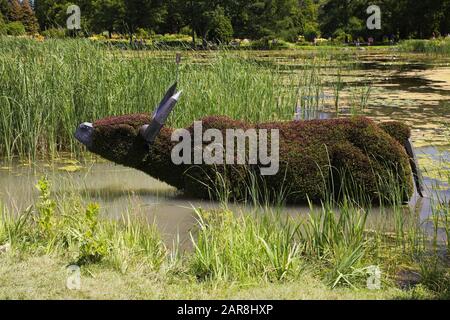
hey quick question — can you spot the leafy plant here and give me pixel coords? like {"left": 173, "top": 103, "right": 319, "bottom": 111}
{"left": 190, "top": 208, "right": 302, "bottom": 282}
{"left": 77, "top": 203, "right": 108, "bottom": 264}
{"left": 35, "top": 177, "right": 56, "bottom": 237}
{"left": 301, "top": 199, "right": 369, "bottom": 287}
{"left": 6, "top": 21, "right": 26, "bottom": 36}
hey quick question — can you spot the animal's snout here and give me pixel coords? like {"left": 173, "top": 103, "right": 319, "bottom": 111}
{"left": 75, "top": 122, "right": 94, "bottom": 148}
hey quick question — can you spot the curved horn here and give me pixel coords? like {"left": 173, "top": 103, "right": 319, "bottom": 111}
{"left": 405, "top": 138, "right": 425, "bottom": 198}
{"left": 140, "top": 83, "right": 181, "bottom": 144}
{"left": 158, "top": 82, "right": 178, "bottom": 108}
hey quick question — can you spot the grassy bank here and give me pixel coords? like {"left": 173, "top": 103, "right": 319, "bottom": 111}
{"left": 399, "top": 38, "right": 450, "bottom": 54}
{"left": 0, "top": 254, "right": 420, "bottom": 300}
{"left": 1, "top": 177, "right": 449, "bottom": 299}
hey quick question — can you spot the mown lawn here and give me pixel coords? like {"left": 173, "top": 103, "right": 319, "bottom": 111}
{"left": 0, "top": 253, "right": 431, "bottom": 300}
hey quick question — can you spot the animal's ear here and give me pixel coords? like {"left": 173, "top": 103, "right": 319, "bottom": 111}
{"left": 140, "top": 83, "right": 182, "bottom": 144}
{"left": 157, "top": 82, "right": 177, "bottom": 111}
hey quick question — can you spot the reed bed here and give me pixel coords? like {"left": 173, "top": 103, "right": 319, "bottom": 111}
{"left": 400, "top": 38, "right": 450, "bottom": 54}
{"left": 0, "top": 37, "right": 304, "bottom": 160}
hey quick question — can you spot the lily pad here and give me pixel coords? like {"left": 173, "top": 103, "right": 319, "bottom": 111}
{"left": 58, "top": 165, "right": 84, "bottom": 173}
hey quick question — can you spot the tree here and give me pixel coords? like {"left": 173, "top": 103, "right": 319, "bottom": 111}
{"left": 163, "top": 0, "right": 188, "bottom": 34}
{"left": 21, "top": 0, "right": 450, "bottom": 41}
{"left": 189, "top": 0, "right": 210, "bottom": 46}
{"left": 205, "top": 6, "right": 233, "bottom": 43}
{"left": 34, "top": 0, "right": 70, "bottom": 29}
{"left": 8, "top": 0, "right": 23, "bottom": 22}
{"left": 228, "top": 0, "right": 314, "bottom": 41}
{"left": 121, "top": 0, "right": 167, "bottom": 41}
{"left": 0, "top": 0, "right": 8, "bottom": 18}
{"left": 21, "top": 0, "right": 39, "bottom": 33}
{"left": 320, "top": 0, "right": 353, "bottom": 38}
{"left": 303, "top": 22, "right": 320, "bottom": 42}
{"left": 0, "top": 11, "right": 7, "bottom": 34}
{"left": 318, "top": 0, "right": 450, "bottom": 41}
{"left": 6, "top": 20, "right": 25, "bottom": 35}
{"left": 90, "top": 0, "right": 125, "bottom": 37}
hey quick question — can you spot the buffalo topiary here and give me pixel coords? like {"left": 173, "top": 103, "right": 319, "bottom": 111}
{"left": 75, "top": 84, "right": 421, "bottom": 204}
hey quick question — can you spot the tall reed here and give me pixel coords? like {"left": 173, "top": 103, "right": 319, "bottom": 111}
{"left": 189, "top": 208, "right": 303, "bottom": 283}
{"left": 400, "top": 38, "right": 450, "bottom": 54}
{"left": 0, "top": 38, "right": 301, "bottom": 160}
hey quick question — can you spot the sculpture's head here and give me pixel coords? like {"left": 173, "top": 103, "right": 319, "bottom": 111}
{"left": 74, "top": 83, "right": 181, "bottom": 164}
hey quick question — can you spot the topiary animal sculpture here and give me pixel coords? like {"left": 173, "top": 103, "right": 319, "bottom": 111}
{"left": 75, "top": 83, "right": 423, "bottom": 204}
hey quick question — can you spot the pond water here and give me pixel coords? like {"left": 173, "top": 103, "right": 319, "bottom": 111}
{"left": 1, "top": 49, "right": 449, "bottom": 244}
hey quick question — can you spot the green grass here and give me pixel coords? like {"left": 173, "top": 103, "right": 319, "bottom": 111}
{"left": 399, "top": 38, "right": 450, "bottom": 54}
{"left": 1, "top": 176, "right": 449, "bottom": 299}
{"left": 2, "top": 253, "right": 427, "bottom": 300}
{"left": 190, "top": 208, "right": 303, "bottom": 283}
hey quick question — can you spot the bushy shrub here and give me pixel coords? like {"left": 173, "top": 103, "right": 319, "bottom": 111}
{"left": 250, "top": 37, "right": 271, "bottom": 49}
{"left": 180, "top": 26, "right": 193, "bottom": 36}
{"left": 314, "top": 38, "right": 330, "bottom": 46}
{"left": 77, "top": 203, "right": 108, "bottom": 264}
{"left": 150, "top": 33, "right": 193, "bottom": 49}
{"left": 296, "top": 35, "right": 308, "bottom": 45}
{"left": 250, "top": 37, "right": 291, "bottom": 50}
{"left": 6, "top": 21, "right": 26, "bottom": 36}
{"left": 347, "top": 17, "right": 365, "bottom": 39}
{"left": 400, "top": 39, "right": 450, "bottom": 54}
{"left": 206, "top": 7, "right": 233, "bottom": 44}
{"left": 303, "top": 23, "right": 320, "bottom": 42}
{"left": 333, "top": 29, "right": 352, "bottom": 44}
{"left": 135, "top": 28, "right": 152, "bottom": 39}
{"left": 89, "top": 34, "right": 107, "bottom": 41}
{"left": 279, "top": 28, "right": 299, "bottom": 43}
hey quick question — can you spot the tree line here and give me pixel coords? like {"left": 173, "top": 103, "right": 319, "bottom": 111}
{"left": 1, "top": 0, "right": 450, "bottom": 42}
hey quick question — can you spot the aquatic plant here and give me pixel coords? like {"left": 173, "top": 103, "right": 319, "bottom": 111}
{"left": 0, "top": 177, "right": 166, "bottom": 269}
{"left": 332, "top": 67, "right": 344, "bottom": 114}
{"left": 190, "top": 208, "right": 302, "bottom": 282}
{"left": 301, "top": 199, "right": 369, "bottom": 287}
{"left": 0, "top": 38, "right": 299, "bottom": 160}
{"left": 350, "top": 82, "right": 372, "bottom": 116}
{"left": 0, "top": 38, "right": 376, "bottom": 161}
{"left": 400, "top": 39, "right": 450, "bottom": 54}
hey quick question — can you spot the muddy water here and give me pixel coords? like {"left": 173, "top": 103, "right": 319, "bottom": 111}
{"left": 0, "top": 161, "right": 200, "bottom": 245}
{"left": 1, "top": 50, "right": 449, "bottom": 243}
